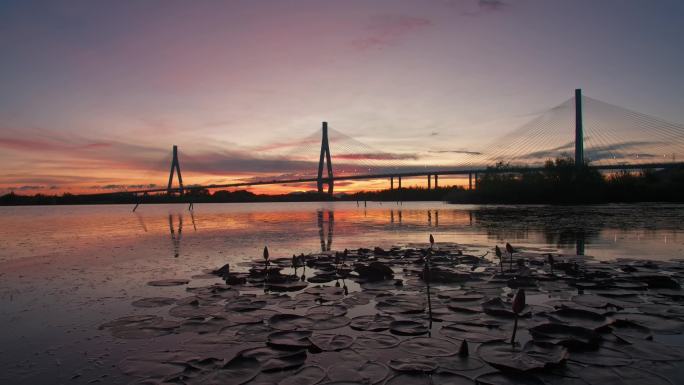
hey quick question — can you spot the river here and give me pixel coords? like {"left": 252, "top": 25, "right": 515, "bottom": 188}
{"left": 1, "top": 202, "right": 683, "bottom": 384}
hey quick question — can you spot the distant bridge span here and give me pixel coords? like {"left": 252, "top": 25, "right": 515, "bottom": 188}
{"left": 102, "top": 161, "right": 683, "bottom": 198}
{"left": 87, "top": 89, "right": 684, "bottom": 202}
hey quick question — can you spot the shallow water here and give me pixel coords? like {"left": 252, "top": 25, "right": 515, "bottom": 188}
{"left": 0, "top": 202, "right": 683, "bottom": 384}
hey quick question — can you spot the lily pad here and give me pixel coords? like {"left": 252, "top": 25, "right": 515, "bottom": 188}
{"left": 384, "top": 373, "right": 430, "bottom": 385}
{"left": 132, "top": 297, "right": 177, "bottom": 308}
{"left": 434, "top": 355, "right": 484, "bottom": 372}
{"left": 354, "top": 334, "right": 401, "bottom": 349}
{"left": 306, "top": 305, "right": 347, "bottom": 318}
{"left": 277, "top": 365, "right": 326, "bottom": 385}
{"left": 310, "top": 333, "right": 354, "bottom": 351}
{"left": 529, "top": 323, "right": 601, "bottom": 349}
{"left": 388, "top": 358, "right": 438, "bottom": 373}
{"left": 389, "top": 320, "right": 428, "bottom": 336}
{"left": 148, "top": 279, "right": 190, "bottom": 287}
{"left": 350, "top": 315, "right": 395, "bottom": 332}
{"left": 269, "top": 314, "right": 314, "bottom": 330}
{"left": 327, "top": 361, "right": 388, "bottom": 384}
{"left": 574, "top": 365, "right": 673, "bottom": 385}
{"left": 477, "top": 341, "right": 568, "bottom": 372}
{"left": 226, "top": 297, "right": 268, "bottom": 312}
{"left": 568, "top": 346, "right": 632, "bottom": 366}
{"left": 240, "top": 347, "right": 307, "bottom": 372}
{"left": 399, "top": 337, "right": 459, "bottom": 357}
{"left": 546, "top": 307, "right": 609, "bottom": 330}
{"left": 440, "top": 323, "right": 508, "bottom": 343}
{"left": 475, "top": 372, "right": 545, "bottom": 385}
{"left": 377, "top": 296, "right": 425, "bottom": 314}
{"left": 268, "top": 330, "right": 313, "bottom": 349}
{"left": 188, "top": 355, "right": 261, "bottom": 385}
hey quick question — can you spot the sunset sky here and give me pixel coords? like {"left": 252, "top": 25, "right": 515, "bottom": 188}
{"left": 1, "top": 0, "right": 684, "bottom": 194}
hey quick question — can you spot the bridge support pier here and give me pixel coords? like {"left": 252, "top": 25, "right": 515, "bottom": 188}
{"left": 474, "top": 173, "right": 478, "bottom": 189}
{"left": 390, "top": 176, "right": 394, "bottom": 190}
{"left": 575, "top": 88, "right": 584, "bottom": 170}
{"left": 427, "top": 174, "right": 431, "bottom": 190}
{"left": 167, "top": 145, "right": 184, "bottom": 195}
{"left": 468, "top": 173, "right": 472, "bottom": 190}
{"left": 398, "top": 176, "right": 402, "bottom": 189}
{"left": 317, "top": 122, "right": 334, "bottom": 196}
{"left": 434, "top": 175, "right": 438, "bottom": 189}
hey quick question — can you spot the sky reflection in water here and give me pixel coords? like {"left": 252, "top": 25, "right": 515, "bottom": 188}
{"left": 0, "top": 202, "right": 683, "bottom": 384}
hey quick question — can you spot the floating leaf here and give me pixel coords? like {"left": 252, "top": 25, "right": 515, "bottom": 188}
{"left": 277, "top": 365, "right": 325, "bottom": 385}
{"left": 327, "top": 361, "right": 388, "bottom": 384}
{"left": 399, "top": 337, "right": 459, "bottom": 357}
{"left": 188, "top": 355, "right": 261, "bottom": 385}
{"left": 268, "top": 314, "right": 314, "bottom": 330}
{"left": 354, "top": 334, "right": 401, "bottom": 349}
{"left": 529, "top": 323, "right": 601, "bottom": 349}
{"left": 350, "top": 315, "right": 395, "bottom": 332}
{"left": 268, "top": 330, "right": 313, "bottom": 349}
{"left": 390, "top": 320, "right": 428, "bottom": 336}
{"left": 310, "top": 333, "right": 354, "bottom": 351}
{"left": 440, "top": 323, "right": 508, "bottom": 343}
{"left": 147, "top": 279, "right": 190, "bottom": 287}
{"left": 388, "top": 358, "right": 437, "bottom": 373}
{"left": 477, "top": 341, "right": 568, "bottom": 372}
{"left": 475, "top": 372, "right": 544, "bottom": 385}
{"left": 131, "top": 297, "right": 177, "bottom": 308}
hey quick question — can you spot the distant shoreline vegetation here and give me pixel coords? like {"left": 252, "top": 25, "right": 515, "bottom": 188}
{"left": 2, "top": 157, "right": 684, "bottom": 206}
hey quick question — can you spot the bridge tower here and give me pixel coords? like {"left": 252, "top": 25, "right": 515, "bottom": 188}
{"left": 167, "top": 145, "right": 184, "bottom": 194}
{"left": 575, "top": 89, "right": 584, "bottom": 169}
{"left": 317, "top": 122, "right": 334, "bottom": 195}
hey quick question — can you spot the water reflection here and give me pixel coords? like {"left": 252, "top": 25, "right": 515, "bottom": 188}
{"left": 169, "top": 214, "right": 182, "bottom": 258}
{"left": 317, "top": 210, "right": 334, "bottom": 252}
{"left": 2, "top": 203, "right": 679, "bottom": 264}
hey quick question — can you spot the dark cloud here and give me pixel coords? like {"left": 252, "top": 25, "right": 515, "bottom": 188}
{"left": 460, "top": 0, "right": 509, "bottom": 16}
{"left": 430, "top": 150, "right": 483, "bottom": 155}
{"left": 479, "top": 0, "right": 507, "bottom": 10}
{"left": 334, "top": 153, "right": 419, "bottom": 161}
{"left": 0, "top": 137, "right": 112, "bottom": 152}
{"left": 93, "top": 184, "right": 159, "bottom": 190}
{"left": 352, "top": 14, "right": 432, "bottom": 51}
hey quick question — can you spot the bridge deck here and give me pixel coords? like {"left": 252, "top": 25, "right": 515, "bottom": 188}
{"left": 88, "top": 162, "right": 683, "bottom": 197}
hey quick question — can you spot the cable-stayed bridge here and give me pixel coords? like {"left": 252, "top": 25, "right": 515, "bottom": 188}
{"left": 105, "top": 89, "right": 684, "bottom": 198}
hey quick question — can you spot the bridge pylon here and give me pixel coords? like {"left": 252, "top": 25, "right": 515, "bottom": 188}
{"left": 575, "top": 89, "right": 584, "bottom": 169}
{"left": 317, "top": 122, "right": 334, "bottom": 196}
{"left": 167, "top": 145, "right": 184, "bottom": 195}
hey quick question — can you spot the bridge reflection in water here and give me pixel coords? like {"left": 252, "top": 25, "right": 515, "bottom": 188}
{"left": 156, "top": 205, "right": 654, "bottom": 259}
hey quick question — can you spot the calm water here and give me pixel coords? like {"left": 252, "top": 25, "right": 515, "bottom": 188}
{"left": 1, "top": 202, "right": 683, "bottom": 384}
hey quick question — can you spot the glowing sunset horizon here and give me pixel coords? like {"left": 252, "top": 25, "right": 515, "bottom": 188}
{"left": 2, "top": 0, "right": 684, "bottom": 195}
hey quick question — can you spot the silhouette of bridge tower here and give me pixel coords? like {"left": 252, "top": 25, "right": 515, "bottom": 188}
{"left": 120, "top": 88, "right": 684, "bottom": 203}
{"left": 167, "top": 145, "right": 184, "bottom": 194}
{"left": 575, "top": 88, "right": 584, "bottom": 169}
{"left": 317, "top": 122, "right": 334, "bottom": 195}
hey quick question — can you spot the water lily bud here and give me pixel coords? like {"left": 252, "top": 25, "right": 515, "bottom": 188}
{"left": 548, "top": 254, "right": 555, "bottom": 265}
{"left": 429, "top": 234, "right": 435, "bottom": 247}
{"left": 458, "top": 340, "right": 469, "bottom": 357}
{"left": 495, "top": 245, "right": 502, "bottom": 258}
{"left": 506, "top": 243, "right": 514, "bottom": 255}
{"left": 263, "top": 246, "right": 269, "bottom": 260}
{"left": 512, "top": 288, "right": 526, "bottom": 314}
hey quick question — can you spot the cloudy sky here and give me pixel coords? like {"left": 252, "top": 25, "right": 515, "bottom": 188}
{"left": 1, "top": 0, "right": 683, "bottom": 194}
